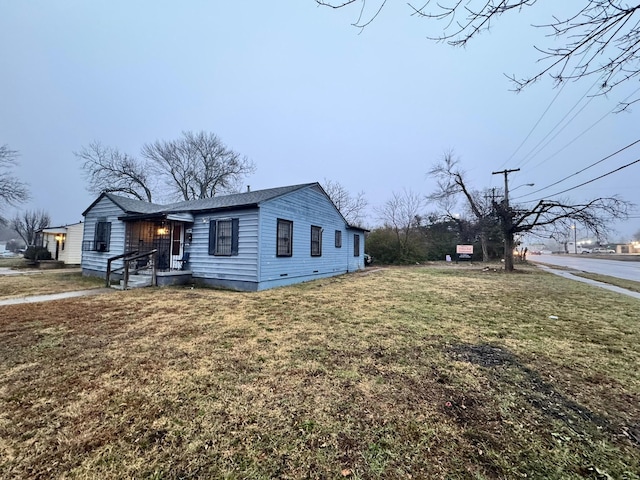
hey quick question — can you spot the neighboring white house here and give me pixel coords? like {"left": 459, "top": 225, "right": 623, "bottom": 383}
{"left": 39, "top": 222, "right": 84, "bottom": 264}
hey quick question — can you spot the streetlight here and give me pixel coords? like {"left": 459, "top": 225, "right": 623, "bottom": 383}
{"left": 511, "top": 183, "right": 535, "bottom": 192}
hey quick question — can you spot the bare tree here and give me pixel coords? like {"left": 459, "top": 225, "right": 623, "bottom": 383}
{"left": 317, "top": 1, "right": 640, "bottom": 107}
{"left": 500, "top": 196, "right": 630, "bottom": 270}
{"left": 0, "top": 144, "right": 29, "bottom": 224}
{"left": 428, "top": 152, "right": 494, "bottom": 261}
{"left": 322, "top": 178, "right": 368, "bottom": 226}
{"left": 75, "top": 141, "right": 154, "bottom": 202}
{"left": 427, "top": 154, "right": 631, "bottom": 270}
{"left": 376, "top": 189, "right": 426, "bottom": 259}
{"left": 12, "top": 209, "right": 51, "bottom": 246}
{"left": 142, "top": 131, "right": 255, "bottom": 202}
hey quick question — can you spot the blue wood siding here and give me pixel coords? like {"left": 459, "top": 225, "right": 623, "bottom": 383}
{"left": 81, "top": 197, "right": 126, "bottom": 275}
{"left": 258, "top": 185, "right": 359, "bottom": 289}
{"left": 188, "top": 209, "right": 259, "bottom": 283}
{"left": 346, "top": 227, "right": 366, "bottom": 272}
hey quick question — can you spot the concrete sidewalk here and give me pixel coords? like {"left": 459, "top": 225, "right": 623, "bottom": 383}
{"left": 0, "top": 288, "right": 114, "bottom": 306}
{"left": 536, "top": 264, "right": 640, "bottom": 300}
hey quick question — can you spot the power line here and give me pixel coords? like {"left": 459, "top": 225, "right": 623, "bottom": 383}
{"left": 502, "top": 83, "right": 569, "bottom": 168}
{"left": 511, "top": 138, "right": 640, "bottom": 200}
{"left": 516, "top": 81, "right": 598, "bottom": 168}
{"left": 527, "top": 84, "right": 640, "bottom": 170}
{"left": 527, "top": 157, "right": 640, "bottom": 202}
{"left": 502, "top": 48, "right": 597, "bottom": 169}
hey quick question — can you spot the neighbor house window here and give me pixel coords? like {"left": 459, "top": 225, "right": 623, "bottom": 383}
{"left": 94, "top": 220, "right": 111, "bottom": 252}
{"left": 311, "top": 225, "right": 322, "bottom": 256}
{"left": 277, "top": 219, "right": 293, "bottom": 257}
{"left": 209, "top": 218, "right": 239, "bottom": 256}
{"left": 335, "top": 230, "right": 342, "bottom": 248}
{"left": 353, "top": 234, "right": 360, "bottom": 257}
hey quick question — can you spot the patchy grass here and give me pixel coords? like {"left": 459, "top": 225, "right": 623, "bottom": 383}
{"left": 571, "top": 272, "right": 640, "bottom": 294}
{"left": 1, "top": 265, "right": 639, "bottom": 479}
{"left": 0, "top": 270, "right": 104, "bottom": 299}
{"left": 0, "top": 257, "right": 29, "bottom": 269}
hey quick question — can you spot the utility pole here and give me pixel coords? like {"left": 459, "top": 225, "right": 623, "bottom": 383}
{"left": 492, "top": 168, "right": 520, "bottom": 272}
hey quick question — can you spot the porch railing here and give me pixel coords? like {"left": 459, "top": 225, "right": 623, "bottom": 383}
{"left": 106, "top": 250, "right": 158, "bottom": 289}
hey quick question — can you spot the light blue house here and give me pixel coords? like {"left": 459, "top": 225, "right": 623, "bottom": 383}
{"left": 81, "top": 183, "right": 367, "bottom": 291}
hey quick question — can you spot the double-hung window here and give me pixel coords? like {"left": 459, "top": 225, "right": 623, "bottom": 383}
{"left": 94, "top": 220, "right": 111, "bottom": 252}
{"left": 277, "top": 219, "right": 293, "bottom": 257}
{"left": 353, "top": 234, "right": 360, "bottom": 257}
{"left": 311, "top": 226, "right": 322, "bottom": 256}
{"left": 209, "top": 218, "right": 239, "bottom": 256}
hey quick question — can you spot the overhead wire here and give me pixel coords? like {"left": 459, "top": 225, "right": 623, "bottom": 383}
{"left": 500, "top": 46, "right": 597, "bottom": 170}
{"left": 525, "top": 157, "right": 640, "bottom": 203}
{"left": 516, "top": 80, "right": 599, "bottom": 169}
{"left": 527, "top": 84, "right": 640, "bottom": 170}
{"left": 511, "top": 137, "right": 640, "bottom": 200}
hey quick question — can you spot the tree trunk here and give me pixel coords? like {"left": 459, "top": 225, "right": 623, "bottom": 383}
{"left": 480, "top": 232, "right": 489, "bottom": 262}
{"left": 504, "top": 231, "right": 515, "bottom": 272}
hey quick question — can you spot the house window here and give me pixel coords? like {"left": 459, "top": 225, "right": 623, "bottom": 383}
{"left": 277, "top": 219, "right": 293, "bottom": 257}
{"left": 354, "top": 234, "right": 360, "bottom": 257}
{"left": 335, "top": 230, "right": 342, "bottom": 248}
{"left": 311, "top": 226, "right": 322, "bottom": 256}
{"left": 209, "top": 218, "right": 239, "bottom": 256}
{"left": 94, "top": 220, "right": 111, "bottom": 252}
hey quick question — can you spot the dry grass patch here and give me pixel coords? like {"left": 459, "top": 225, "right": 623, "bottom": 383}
{"left": 0, "top": 270, "right": 104, "bottom": 299}
{"left": 1, "top": 265, "right": 639, "bottom": 479}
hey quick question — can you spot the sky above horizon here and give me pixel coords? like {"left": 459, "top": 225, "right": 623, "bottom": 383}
{"left": 1, "top": 1, "right": 639, "bottom": 242}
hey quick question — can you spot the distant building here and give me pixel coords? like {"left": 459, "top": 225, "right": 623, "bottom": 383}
{"left": 38, "top": 222, "right": 84, "bottom": 264}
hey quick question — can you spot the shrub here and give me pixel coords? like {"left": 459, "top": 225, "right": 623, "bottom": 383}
{"left": 24, "top": 246, "right": 52, "bottom": 261}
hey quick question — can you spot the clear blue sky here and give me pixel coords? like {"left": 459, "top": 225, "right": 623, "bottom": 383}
{"left": 1, "top": 1, "right": 638, "bottom": 241}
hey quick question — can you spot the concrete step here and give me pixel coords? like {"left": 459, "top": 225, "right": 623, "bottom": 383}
{"left": 110, "top": 275, "right": 153, "bottom": 290}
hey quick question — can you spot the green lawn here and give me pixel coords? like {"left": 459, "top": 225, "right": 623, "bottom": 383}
{"left": 1, "top": 265, "right": 638, "bottom": 479}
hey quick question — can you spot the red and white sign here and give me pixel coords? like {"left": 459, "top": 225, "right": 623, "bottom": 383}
{"left": 456, "top": 244, "right": 473, "bottom": 254}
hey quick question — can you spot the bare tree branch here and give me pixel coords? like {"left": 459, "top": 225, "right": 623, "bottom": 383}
{"left": 376, "top": 189, "right": 426, "bottom": 258}
{"left": 318, "top": 1, "right": 640, "bottom": 102}
{"left": 0, "top": 144, "right": 30, "bottom": 225}
{"left": 11, "top": 209, "right": 50, "bottom": 246}
{"left": 75, "top": 141, "right": 154, "bottom": 202}
{"left": 322, "top": 178, "right": 368, "bottom": 226}
{"left": 142, "top": 131, "right": 255, "bottom": 202}
{"left": 428, "top": 151, "right": 495, "bottom": 260}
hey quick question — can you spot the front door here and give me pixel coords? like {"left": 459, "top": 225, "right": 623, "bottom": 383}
{"left": 171, "top": 224, "right": 183, "bottom": 269}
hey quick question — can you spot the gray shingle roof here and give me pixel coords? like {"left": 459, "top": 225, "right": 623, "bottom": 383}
{"left": 105, "top": 194, "right": 165, "bottom": 214}
{"left": 163, "top": 183, "right": 316, "bottom": 213}
{"left": 85, "top": 183, "right": 318, "bottom": 216}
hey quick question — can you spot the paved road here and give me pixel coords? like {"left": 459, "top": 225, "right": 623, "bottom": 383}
{"left": 529, "top": 254, "right": 640, "bottom": 282}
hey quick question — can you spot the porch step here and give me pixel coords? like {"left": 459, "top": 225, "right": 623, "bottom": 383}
{"left": 111, "top": 274, "right": 153, "bottom": 290}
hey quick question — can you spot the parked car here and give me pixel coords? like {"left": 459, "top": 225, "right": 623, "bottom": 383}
{"left": 579, "top": 248, "right": 592, "bottom": 254}
{"left": 591, "top": 247, "right": 615, "bottom": 254}
{"left": 364, "top": 253, "right": 373, "bottom": 266}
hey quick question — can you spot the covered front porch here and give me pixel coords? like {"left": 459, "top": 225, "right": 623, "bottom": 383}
{"left": 122, "top": 214, "right": 193, "bottom": 273}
